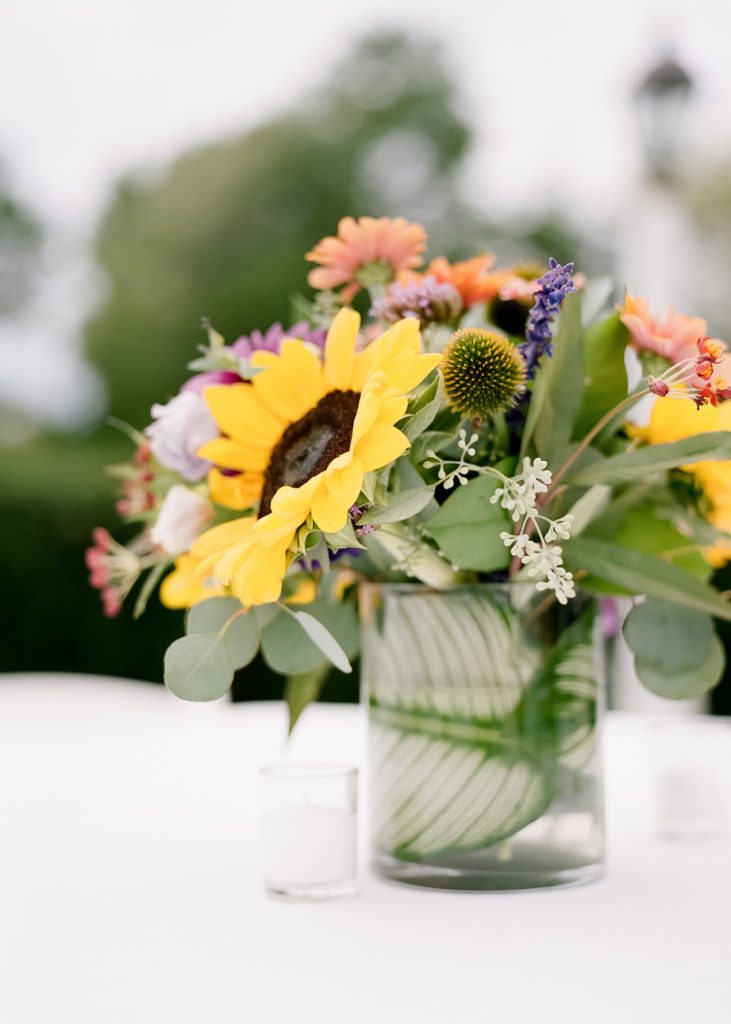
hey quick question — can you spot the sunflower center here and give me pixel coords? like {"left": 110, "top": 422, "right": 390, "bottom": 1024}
{"left": 259, "top": 390, "right": 361, "bottom": 517}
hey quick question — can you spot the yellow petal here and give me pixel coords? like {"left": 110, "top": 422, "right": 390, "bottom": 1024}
{"left": 230, "top": 541, "right": 289, "bottom": 606}
{"left": 204, "top": 384, "right": 285, "bottom": 445}
{"left": 355, "top": 422, "right": 409, "bottom": 472}
{"left": 190, "top": 517, "right": 255, "bottom": 560}
{"left": 208, "top": 468, "right": 262, "bottom": 510}
{"left": 252, "top": 342, "right": 325, "bottom": 423}
{"left": 159, "top": 554, "right": 223, "bottom": 609}
{"left": 199, "top": 438, "right": 270, "bottom": 473}
{"left": 324, "top": 308, "right": 361, "bottom": 390}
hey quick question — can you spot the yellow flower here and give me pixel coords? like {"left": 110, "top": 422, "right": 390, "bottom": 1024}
{"left": 643, "top": 394, "right": 731, "bottom": 565}
{"left": 192, "top": 309, "right": 441, "bottom": 606}
{"left": 159, "top": 552, "right": 224, "bottom": 609}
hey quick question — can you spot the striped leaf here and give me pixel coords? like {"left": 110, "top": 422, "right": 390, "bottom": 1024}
{"left": 364, "top": 591, "right": 597, "bottom": 859}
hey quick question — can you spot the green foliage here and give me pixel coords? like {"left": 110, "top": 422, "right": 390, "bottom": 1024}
{"left": 624, "top": 599, "right": 724, "bottom": 699}
{"left": 186, "top": 596, "right": 259, "bottom": 670}
{"left": 259, "top": 596, "right": 359, "bottom": 676}
{"left": 522, "top": 290, "right": 583, "bottom": 462}
{"left": 563, "top": 537, "right": 731, "bottom": 621}
{"left": 426, "top": 473, "right": 511, "bottom": 572}
{"left": 528, "top": 288, "right": 581, "bottom": 464}
{"left": 400, "top": 371, "right": 444, "bottom": 442}
{"left": 358, "top": 486, "right": 436, "bottom": 526}
{"left": 164, "top": 633, "right": 233, "bottom": 701}
{"left": 572, "top": 313, "right": 629, "bottom": 439}
{"left": 569, "top": 432, "right": 731, "bottom": 486}
{"left": 284, "top": 665, "right": 331, "bottom": 733}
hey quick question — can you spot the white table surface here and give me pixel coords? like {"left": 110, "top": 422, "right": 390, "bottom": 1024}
{"left": 0, "top": 673, "right": 729, "bottom": 1024}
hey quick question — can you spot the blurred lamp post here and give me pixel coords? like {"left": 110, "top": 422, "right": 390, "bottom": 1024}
{"left": 635, "top": 56, "right": 693, "bottom": 183}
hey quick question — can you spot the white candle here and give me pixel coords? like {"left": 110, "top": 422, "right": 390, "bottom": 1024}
{"left": 259, "top": 764, "right": 358, "bottom": 899}
{"left": 262, "top": 807, "right": 357, "bottom": 887}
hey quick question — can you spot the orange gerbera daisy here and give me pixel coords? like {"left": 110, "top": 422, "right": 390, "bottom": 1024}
{"left": 306, "top": 216, "right": 427, "bottom": 302}
{"left": 407, "top": 255, "right": 499, "bottom": 307}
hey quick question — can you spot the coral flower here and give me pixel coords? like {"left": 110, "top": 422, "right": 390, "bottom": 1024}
{"left": 410, "top": 254, "right": 499, "bottom": 307}
{"left": 306, "top": 217, "right": 427, "bottom": 302}
{"left": 619, "top": 294, "right": 708, "bottom": 363}
{"left": 192, "top": 308, "right": 441, "bottom": 606}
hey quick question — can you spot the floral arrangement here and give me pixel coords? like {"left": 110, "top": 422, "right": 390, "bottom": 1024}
{"left": 88, "top": 215, "right": 731, "bottom": 722}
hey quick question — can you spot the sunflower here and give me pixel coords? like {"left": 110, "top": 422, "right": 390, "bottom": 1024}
{"left": 190, "top": 309, "right": 441, "bottom": 606}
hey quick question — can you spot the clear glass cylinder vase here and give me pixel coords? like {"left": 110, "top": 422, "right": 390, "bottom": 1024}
{"left": 360, "top": 583, "right": 605, "bottom": 891}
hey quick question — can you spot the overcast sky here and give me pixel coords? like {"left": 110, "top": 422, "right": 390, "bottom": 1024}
{"left": 4, "top": 0, "right": 731, "bottom": 231}
{"left": 3, "top": 0, "right": 731, "bottom": 431}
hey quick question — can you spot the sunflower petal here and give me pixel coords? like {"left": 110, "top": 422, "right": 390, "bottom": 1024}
{"left": 208, "top": 468, "right": 263, "bottom": 510}
{"left": 199, "top": 438, "right": 269, "bottom": 473}
{"left": 355, "top": 422, "right": 410, "bottom": 472}
{"left": 324, "top": 308, "right": 361, "bottom": 390}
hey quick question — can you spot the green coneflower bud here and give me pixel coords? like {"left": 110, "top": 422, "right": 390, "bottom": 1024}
{"left": 441, "top": 328, "right": 526, "bottom": 419}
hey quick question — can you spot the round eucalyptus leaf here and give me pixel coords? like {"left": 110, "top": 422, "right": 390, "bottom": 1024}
{"left": 623, "top": 599, "right": 714, "bottom": 675}
{"left": 186, "top": 597, "right": 243, "bottom": 635}
{"left": 635, "top": 635, "right": 724, "bottom": 700}
{"left": 164, "top": 633, "right": 233, "bottom": 701}
{"left": 223, "top": 612, "right": 259, "bottom": 670}
{"left": 260, "top": 610, "right": 327, "bottom": 675}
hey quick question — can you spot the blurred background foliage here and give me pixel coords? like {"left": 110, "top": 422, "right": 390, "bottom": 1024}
{"left": 1, "top": 30, "right": 727, "bottom": 710}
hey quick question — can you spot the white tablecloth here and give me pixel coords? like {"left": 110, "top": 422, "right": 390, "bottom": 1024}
{"left": 0, "top": 673, "right": 729, "bottom": 1024}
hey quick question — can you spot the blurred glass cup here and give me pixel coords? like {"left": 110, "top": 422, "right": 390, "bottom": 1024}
{"left": 649, "top": 718, "right": 731, "bottom": 840}
{"left": 259, "top": 764, "right": 358, "bottom": 900}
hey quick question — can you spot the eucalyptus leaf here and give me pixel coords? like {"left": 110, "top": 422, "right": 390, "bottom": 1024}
{"left": 164, "top": 633, "right": 233, "bottom": 701}
{"left": 359, "top": 486, "right": 436, "bottom": 526}
{"left": 569, "top": 432, "right": 731, "bottom": 486}
{"left": 284, "top": 665, "right": 330, "bottom": 734}
{"left": 260, "top": 596, "right": 359, "bottom": 675}
{"left": 623, "top": 599, "right": 714, "bottom": 675}
{"left": 563, "top": 537, "right": 731, "bottom": 622}
{"left": 186, "top": 596, "right": 259, "bottom": 671}
{"left": 291, "top": 611, "right": 353, "bottom": 674}
{"left": 426, "top": 473, "right": 511, "bottom": 572}
{"left": 186, "top": 596, "right": 243, "bottom": 634}
{"left": 635, "top": 637, "right": 724, "bottom": 700}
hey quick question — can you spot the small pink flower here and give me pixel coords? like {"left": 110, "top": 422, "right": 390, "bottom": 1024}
{"left": 85, "top": 528, "right": 142, "bottom": 618}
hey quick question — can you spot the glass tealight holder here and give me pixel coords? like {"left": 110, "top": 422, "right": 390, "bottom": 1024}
{"left": 259, "top": 764, "right": 358, "bottom": 900}
{"left": 649, "top": 718, "right": 731, "bottom": 840}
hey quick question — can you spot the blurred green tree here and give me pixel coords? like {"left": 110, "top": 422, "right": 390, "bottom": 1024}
{"left": 85, "top": 32, "right": 477, "bottom": 429}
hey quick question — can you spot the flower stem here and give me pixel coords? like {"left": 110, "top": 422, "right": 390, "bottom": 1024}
{"left": 546, "top": 389, "right": 650, "bottom": 498}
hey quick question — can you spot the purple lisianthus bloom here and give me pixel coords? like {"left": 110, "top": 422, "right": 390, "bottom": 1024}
{"left": 181, "top": 370, "right": 241, "bottom": 395}
{"left": 371, "top": 275, "right": 463, "bottom": 327}
{"left": 519, "top": 258, "right": 577, "bottom": 378}
{"left": 232, "top": 321, "right": 327, "bottom": 359}
{"left": 145, "top": 392, "right": 219, "bottom": 482}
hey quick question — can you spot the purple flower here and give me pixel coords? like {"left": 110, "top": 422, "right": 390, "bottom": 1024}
{"left": 181, "top": 370, "right": 241, "bottom": 394}
{"left": 232, "top": 321, "right": 327, "bottom": 359}
{"left": 371, "top": 275, "right": 463, "bottom": 327}
{"left": 519, "top": 258, "right": 577, "bottom": 378}
{"left": 145, "top": 392, "right": 218, "bottom": 482}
